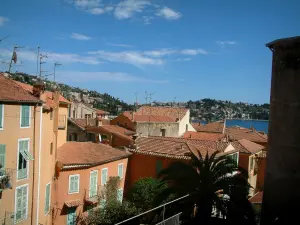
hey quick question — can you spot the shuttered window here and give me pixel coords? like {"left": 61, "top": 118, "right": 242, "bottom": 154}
{"left": 101, "top": 168, "right": 108, "bottom": 186}
{"left": 66, "top": 208, "right": 76, "bottom": 225}
{"left": 20, "top": 105, "right": 30, "bottom": 128}
{"left": 18, "top": 139, "right": 33, "bottom": 180}
{"left": 15, "top": 184, "right": 28, "bottom": 223}
{"left": 0, "top": 104, "right": 3, "bottom": 129}
{"left": 227, "top": 152, "right": 239, "bottom": 166}
{"left": 117, "top": 188, "right": 123, "bottom": 202}
{"left": 0, "top": 144, "right": 6, "bottom": 172}
{"left": 69, "top": 175, "right": 80, "bottom": 194}
{"left": 89, "top": 170, "right": 98, "bottom": 198}
{"left": 118, "top": 163, "right": 124, "bottom": 178}
{"left": 44, "top": 183, "right": 51, "bottom": 214}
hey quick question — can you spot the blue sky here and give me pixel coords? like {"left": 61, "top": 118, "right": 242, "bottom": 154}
{"left": 0, "top": 0, "right": 300, "bottom": 104}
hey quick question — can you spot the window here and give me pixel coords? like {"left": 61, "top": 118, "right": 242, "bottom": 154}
{"left": 186, "top": 124, "right": 188, "bottom": 131}
{"left": 44, "top": 183, "right": 51, "bottom": 214}
{"left": 20, "top": 105, "right": 30, "bottom": 128}
{"left": 89, "top": 170, "right": 98, "bottom": 198}
{"left": 50, "top": 142, "right": 53, "bottom": 155}
{"left": 69, "top": 175, "right": 80, "bottom": 194}
{"left": 227, "top": 152, "right": 239, "bottom": 166}
{"left": 0, "top": 144, "right": 6, "bottom": 174}
{"left": 156, "top": 160, "right": 163, "bottom": 175}
{"left": 161, "top": 129, "right": 166, "bottom": 137}
{"left": 66, "top": 208, "right": 76, "bottom": 225}
{"left": 101, "top": 168, "right": 108, "bottom": 186}
{"left": 18, "top": 139, "right": 34, "bottom": 180}
{"left": 117, "top": 188, "right": 123, "bottom": 202}
{"left": 85, "top": 114, "right": 91, "bottom": 119}
{"left": 101, "top": 135, "right": 108, "bottom": 140}
{"left": 50, "top": 111, "right": 53, "bottom": 120}
{"left": 0, "top": 104, "right": 3, "bottom": 129}
{"left": 58, "top": 115, "right": 66, "bottom": 129}
{"left": 118, "top": 163, "right": 124, "bottom": 178}
{"left": 15, "top": 184, "right": 28, "bottom": 223}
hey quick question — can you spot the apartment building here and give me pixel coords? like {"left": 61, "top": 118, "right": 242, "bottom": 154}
{"left": 0, "top": 74, "right": 70, "bottom": 225}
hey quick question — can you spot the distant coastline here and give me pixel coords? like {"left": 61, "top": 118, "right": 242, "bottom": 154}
{"left": 225, "top": 119, "right": 269, "bottom": 134}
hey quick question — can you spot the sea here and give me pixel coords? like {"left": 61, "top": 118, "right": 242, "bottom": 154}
{"left": 192, "top": 119, "right": 269, "bottom": 134}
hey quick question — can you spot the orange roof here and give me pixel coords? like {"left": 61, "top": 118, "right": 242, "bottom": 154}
{"left": 13, "top": 80, "right": 71, "bottom": 108}
{"left": 64, "top": 199, "right": 84, "bottom": 207}
{"left": 226, "top": 127, "right": 268, "bottom": 143}
{"left": 192, "top": 121, "right": 224, "bottom": 133}
{"left": 69, "top": 118, "right": 97, "bottom": 129}
{"left": 0, "top": 74, "right": 41, "bottom": 103}
{"left": 57, "top": 142, "right": 131, "bottom": 167}
{"left": 137, "top": 106, "right": 188, "bottom": 121}
{"left": 249, "top": 191, "right": 263, "bottom": 204}
{"left": 95, "top": 109, "right": 109, "bottom": 115}
{"left": 183, "top": 131, "right": 225, "bottom": 141}
{"left": 87, "top": 125, "right": 135, "bottom": 141}
{"left": 231, "top": 139, "right": 266, "bottom": 154}
{"left": 129, "top": 136, "right": 229, "bottom": 160}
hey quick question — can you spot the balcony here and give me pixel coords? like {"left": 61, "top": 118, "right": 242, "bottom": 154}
{"left": 0, "top": 168, "right": 13, "bottom": 191}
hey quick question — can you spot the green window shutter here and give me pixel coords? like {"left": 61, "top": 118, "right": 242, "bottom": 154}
{"left": 0, "top": 104, "right": 3, "bottom": 128}
{"left": 15, "top": 185, "right": 28, "bottom": 222}
{"left": 89, "top": 171, "right": 97, "bottom": 197}
{"left": 156, "top": 160, "right": 163, "bottom": 175}
{"left": 0, "top": 144, "right": 6, "bottom": 170}
{"left": 21, "top": 105, "right": 30, "bottom": 127}
{"left": 117, "top": 189, "right": 123, "bottom": 202}
{"left": 69, "top": 176, "right": 75, "bottom": 193}
{"left": 118, "top": 164, "right": 123, "bottom": 178}
{"left": 101, "top": 169, "right": 107, "bottom": 185}
{"left": 44, "top": 183, "right": 51, "bottom": 214}
{"left": 22, "top": 186, "right": 28, "bottom": 218}
{"left": 67, "top": 208, "right": 76, "bottom": 225}
{"left": 16, "top": 188, "right": 23, "bottom": 221}
{"left": 74, "top": 175, "right": 79, "bottom": 192}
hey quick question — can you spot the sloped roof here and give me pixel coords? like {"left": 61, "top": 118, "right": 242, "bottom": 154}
{"left": 94, "top": 109, "right": 109, "bottom": 115}
{"left": 87, "top": 125, "right": 135, "bottom": 141}
{"left": 249, "top": 191, "right": 263, "bottom": 204}
{"left": 137, "top": 106, "right": 188, "bottom": 121}
{"left": 68, "top": 118, "right": 97, "bottom": 129}
{"left": 231, "top": 139, "right": 266, "bottom": 154}
{"left": 183, "top": 131, "right": 225, "bottom": 141}
{"left": 192, "top": 121, "right": 224, "bottom": 133}
{"left": 0, "top": 74, "right": 41, "bottom": 103}
{"left": 226, "top": 127, "right": 268, "bottom": 143}
{"left": 57, "top": 142, "right": 131, "bottom": 166}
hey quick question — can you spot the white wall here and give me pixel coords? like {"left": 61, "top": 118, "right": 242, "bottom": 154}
{"left": 178, "top": 109, "right": 195, "bottom": 136}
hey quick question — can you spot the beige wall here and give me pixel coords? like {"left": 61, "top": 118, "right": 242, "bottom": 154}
{"left": 57, "top": 106, "right": 69, "bottom": 148}
{"left": 179, "top": 110, "right": 195, "bottom": 136}
{"left": 136, "top": 122, "right": 179, "bottom": 137}
{"left": 54, "top": 158, "right": 128, "bottom": 225}
{"left": 0, "top": 103, "right": 41, "bottom": 225}
{"left": 69, "top": 102, "right": 96, "bottom": 119}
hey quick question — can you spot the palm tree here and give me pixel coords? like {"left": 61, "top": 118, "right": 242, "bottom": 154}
{"left": 157, "top": 150, "right": 254, "bottom": 224}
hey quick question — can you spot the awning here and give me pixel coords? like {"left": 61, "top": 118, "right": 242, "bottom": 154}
{"left": 64, "top": 199, "right": 83, "bottom": 208}
{"left": 85, "top": 196, "right": 98, "bottom": 205}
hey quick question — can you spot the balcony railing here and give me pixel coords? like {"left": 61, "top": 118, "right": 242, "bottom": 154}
{"left": 0, "top": 212, "right": 15, "bottom": 225}
{"left": 155, "top": 212, "right": 182, "bottom": 225}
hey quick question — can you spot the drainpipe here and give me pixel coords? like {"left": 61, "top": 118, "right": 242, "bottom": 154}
{"left": 35, "top": 105, "right": 43, "bottom": 225}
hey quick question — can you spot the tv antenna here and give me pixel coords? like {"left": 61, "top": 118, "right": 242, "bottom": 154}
{"left": 39, "top": 53, "right": 48, "bottom": 78}
{"left": 8, "top": 46, "right": 24, "bottom": 73}
{"left": 0, "top": 36, "right": 8, "bottom": 43}
{"left": 54, "top": 62, "right": 62, "bottom": 82}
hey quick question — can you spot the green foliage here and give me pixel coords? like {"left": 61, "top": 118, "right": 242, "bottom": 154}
{"left": 127, "top": 177, "right": 168, "bottom": 211}
{"left": 87, "top": 177, "right": 139, "bottom": 225}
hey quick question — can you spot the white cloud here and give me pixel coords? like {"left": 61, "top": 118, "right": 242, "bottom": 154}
{"left": 175, "top": 58, "right": 191, "bottom": 62}
{"left": 107, "top": 43, "right": 134, "bottom": 48}
{"left": 144, "top": 49, "right": 176, "bottom": 57}
{"left": 142, "top": 16, "right": 154, "bottom": 25}
{"left": 114, "top": 0, "right": 150, "bottom": 19}
{"left": 89, "top": 7, "right": 105, "bottom": 15}
{"left": 0, "top": 16, "right": 9, "bottom": 26}
{"left": 73, "top": 0, "right": 101, "bottom": 9}
{"left": 57, "top": 71, "right": 168, "bottom": 83}
{"left": 156, "top": 7, "right": 181, "bottom": 20}
{"left": 0, "top": 48, "right": 101, "bottom": 65}
{"left": 88, "top": 50, "right": 164, "bottom": 67}
{"left": 71, "top": 33, "right": 91, "bottom": 40}
{"left": 181, "top": 49, "right": 207, "bottom": 55}
{"left": 216, "top": 41, "right": 237, "bottom": 47}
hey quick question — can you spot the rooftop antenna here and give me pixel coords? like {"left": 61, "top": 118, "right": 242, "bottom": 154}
{"left": 134, "top": 92, "right": 138, "bottom": 110}
{"left": 54, "top": 62, "right": 62, "bottom": 82}
{"left": 0, "top": 36, "right": 8, "bottom": 43}
{"left": 36, "top": 46, "right": 40, "bottom": 76}
{"left": 144, "top": 91, "right": 148, "bottom": 105}
{"left": 39, "top": 53, "right": 48, "bottom": 78}
{"left": 149, "top": 92, "right": 155, "bottom": 106}
{"left": 8, "top": 46, "right": 24, "bottom": 73}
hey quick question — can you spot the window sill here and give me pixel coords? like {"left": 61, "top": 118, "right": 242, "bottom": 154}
{"left": 20, "top": 126, "right": 30, "bottom": 129}
{"left": 15, "top": 216, "right": 28, "bottom": 224}
{"left": 68, "top": 191, "right": 80, "bottom": 195}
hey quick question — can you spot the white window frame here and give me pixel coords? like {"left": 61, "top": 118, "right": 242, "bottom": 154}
{"left": 44, "top": 182, "right": 51, "bottom": 215}
{"left": 14, "top": 183, "right": 29, "bottom": 224}
{"left": 89, "top": 170, "right": 98, "bottom": 198}
{"left": 20, "top": 105, "right": 31, "bottom": 128}
{"left": 17, "top": 138, "right": 30, "bottom": 181}
{"left": 68, "top": 174, "right": 80, "bottom": 194}
{"left": 101, "top": 168, "right": 108, "bottom": 186}
{"left": 228, "top": 152, "right": 239, "bottom": 166}
{"left": 0, "top": 104, "right": 4, "bottom": 130}
{"left": 118, "top": 163, "right": 124, "bottom": 179}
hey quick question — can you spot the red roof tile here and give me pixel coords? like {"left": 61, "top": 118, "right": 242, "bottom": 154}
{"left": 94, "top": 109, "right": 109, "bottom": 115}
{"left": 183, "top": 131, "right": 225, "bottom": 141}
{"left": 0, "top": 74, "right": 41, "bottom": 103}
{"left": 226, "top": 127, "right": 268, "bottom": 143}
{"left": 58, "top": 142, "right": 131, "bottom": 166}
{"left": 232, "top": 139, "right": 266, "bottom": 154}
{"left": 137, "top": 106, "right": 188, "bottom": 121}
{"left": 87, "top": 125, "right": 135, "bottom": 141}
{"left": 192, "top": 121, "right": 224, "bottom": 133}
{"left": 69, "top": 118, "right": 97, "bottom": 129}
{"left": 65, "top": 199, "right": 84, "bottom": 207}
{"left": 249, "top": 191, "right": 263, "bottom": 204}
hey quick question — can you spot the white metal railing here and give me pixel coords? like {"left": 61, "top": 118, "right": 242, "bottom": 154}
{"left": 115, "top": 194, "right": 189, "bottom": 225}
{"left": 155, "top": 212, "right": 181, "bottom": 225}
{"left": 0, "top": 212, "right": 15, "bottom": 225}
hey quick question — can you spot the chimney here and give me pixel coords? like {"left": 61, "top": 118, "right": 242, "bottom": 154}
{"left": 32, "top": 79, "right": 45, "bottom": 98}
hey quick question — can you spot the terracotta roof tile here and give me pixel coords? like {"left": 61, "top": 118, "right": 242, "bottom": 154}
{"left": 94, "top": 109, "right": 109, "bottom": 115}
{"left": 122, "top": 111, "right": 175, "bottom": 122}
{"left": 99, "top": 118, "right": 111, "bottom": 125}
{"left": 87, "top": 125, "right": 135, "bottom": 140}
{"left": 57, "top": 142, "right": 131, "bottom": 166}
{"left": 183, "top": 131, "right": 225, "bottom": 141}
{"left": 226, "top": 127, "right": 268, "bottom": 143}
{"left": 192, "top": 121, "right": 225, "bottom": 133}
{"left": 69, "top": 118, "right": 97, "bottom": 129}
{"left": 65, "top": 199, "right": 84, "bottom": 207}
{"left": 249, "top": 191, "right": 263, "bottom": 204}
{"left": 137, "top": 106, "right": 188, "bottom": 121}
{"left": 234, "top": 139, "right": 265, "bottom": 154}
{"left": 0, "top": 74, "right": 41, "bottom": 103}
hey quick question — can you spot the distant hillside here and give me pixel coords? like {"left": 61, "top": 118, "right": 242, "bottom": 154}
{"left": 9, "top": 72, "right": 135, "bottom": 115}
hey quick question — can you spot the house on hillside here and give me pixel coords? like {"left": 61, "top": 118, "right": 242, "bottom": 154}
{"left": 192, "top": 120, "right": 225, "bottom": 133}
{"left": 111, "top": 106, "right": 195, "bottom": 137}
{"left": 54, "top": 142, "right": 131, "bottom": 225}
{"left": 69, "top": 102, "right": 109, "bottom": 120}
